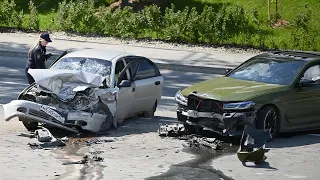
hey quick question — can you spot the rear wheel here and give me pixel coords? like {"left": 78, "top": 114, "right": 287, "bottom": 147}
{"left": 256, "top": 106, "right": 279, "bottom": 140}
{"left": 143, "top": 102, "right": 157, "bottom": 118}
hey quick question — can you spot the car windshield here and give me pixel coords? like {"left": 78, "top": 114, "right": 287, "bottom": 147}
{"left": 50, "top": 57, "right": 112, "bottom": 77}
{"left": 227, "top": 56, "right": 307, "bottom": 85}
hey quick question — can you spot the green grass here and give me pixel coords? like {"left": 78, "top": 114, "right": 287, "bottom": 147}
{"left": 172, "top": 0, "right": 320, "bottom": 26}
{"left": 171, "top": 0, "right": 320, "bottom": 50}
{"left": 5, "top": 0, "right": 320, "bottom": 51}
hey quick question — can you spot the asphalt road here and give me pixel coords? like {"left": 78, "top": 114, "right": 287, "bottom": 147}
{"left": 0, "top": 55, "right": 319, "bottom": 180}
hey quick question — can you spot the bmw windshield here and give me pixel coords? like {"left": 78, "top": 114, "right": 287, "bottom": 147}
{"left": 50, "top": 57, "right": 112, "bottom": 77}
{"left": 227, "top": 56, "right": 307, "bottom": 85}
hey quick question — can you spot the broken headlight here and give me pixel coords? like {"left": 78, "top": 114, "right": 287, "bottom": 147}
{"left": 223, "top": 101, "right": 256, "bottom": 110}
{"left": 175, "top": 90, "right": 188, "bottom": 106}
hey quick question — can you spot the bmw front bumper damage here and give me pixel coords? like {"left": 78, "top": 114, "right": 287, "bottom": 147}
{"left": 177, "top": 104, "right": 256, "bottom": 136}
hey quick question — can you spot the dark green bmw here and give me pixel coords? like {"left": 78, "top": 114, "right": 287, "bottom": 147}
{"left": 175, "top": 51, "right": 320, "bottom": 139}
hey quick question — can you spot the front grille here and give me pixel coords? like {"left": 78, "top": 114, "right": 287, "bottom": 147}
{"left": 187, "top": 94, "right": 223, "bottom": 114}
{"left": 29, "top": 109, "right": 50, "bottom": 120}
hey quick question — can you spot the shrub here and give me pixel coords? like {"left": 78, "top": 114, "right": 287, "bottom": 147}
{"left": 162, "top": 5, "right": 189, "bottom": 42}
{"left": 27, "top": 0, "right": 39, "bottom": 30}
{"left": 143, "top": 5, "right": 162, "bottom": 38}
{"left": 0, "top": 0, "right": 23, "bottom": 27}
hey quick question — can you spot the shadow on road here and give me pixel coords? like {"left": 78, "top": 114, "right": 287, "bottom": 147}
{"left": 267, "top": 131, "right": 320, "bottom": 148}
{"left": 242, "top": 161, "right": 278, "bottom": 171}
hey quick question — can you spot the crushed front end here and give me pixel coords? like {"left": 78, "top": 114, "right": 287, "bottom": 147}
{"left": 3, "top": 69, "right": 118, "bottom": 134}
{"left": 175, "top": 91, "right": 256, "bottom": 136}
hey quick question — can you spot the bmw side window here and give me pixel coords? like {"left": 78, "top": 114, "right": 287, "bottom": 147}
{"left": 135, "top": 60, "right": 157, "bottom": 80}
{"left": 302, "top": 65, "right": 320, "bottom": 84}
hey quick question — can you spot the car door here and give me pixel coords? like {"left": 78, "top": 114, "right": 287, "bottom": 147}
{"left": 283, "top": 64, "right": 320, "bottom": 130}
{"left": 114, "top": 58, "right": 136, "bottom": 123}
{"left": 131, "top": 57, "right": 164, "bottom": 114}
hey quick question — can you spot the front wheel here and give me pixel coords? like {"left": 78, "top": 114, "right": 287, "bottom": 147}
{"left": 256, "top": 106, "right": 279, "bottom": 140}
{"left": 19, "top": 95, "right": 39, "bottom": 131}
{"left": 95, "top": 103, "right": 114, "bottom": 132}
{"left": 21, "top": 118, "right": 39, "bottom": 131}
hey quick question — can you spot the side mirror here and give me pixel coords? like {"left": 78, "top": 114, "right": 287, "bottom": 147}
{"left": 225, "top": 68, "right": 232, "bottom": 75}
{"left": 118, "top": 80, "right": 132, "bottom": 88}
{"left": 298, "top": 79, "right": 315, "bottom": 87}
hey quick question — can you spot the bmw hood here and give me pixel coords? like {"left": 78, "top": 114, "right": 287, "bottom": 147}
{"left": 181, "top": 77, "right": 287, "bottom": 102}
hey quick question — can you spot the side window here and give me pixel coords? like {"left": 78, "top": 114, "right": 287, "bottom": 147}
{"left": 302, "top": 65, "right": 320, "bottom": 84}
{"left": 115, "top": 59, "right": 128, "bottom": 85}
{"left": 135, "top": 60, "right": 157, "bottom": 80}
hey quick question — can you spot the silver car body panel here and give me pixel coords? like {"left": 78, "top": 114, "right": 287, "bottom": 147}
{"left": 4, "top": 49, "right": 164, "bottom": 133}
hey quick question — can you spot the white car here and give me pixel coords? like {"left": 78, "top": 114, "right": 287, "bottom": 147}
{"left": 4, "top": 49, "right": 164, "bottom": 133}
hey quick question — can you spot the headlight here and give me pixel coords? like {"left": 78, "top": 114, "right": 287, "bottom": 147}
{"left": 175, "top": 90, "right": 188, "bottom": 106}
{"left": 223, "top": 101, "right": 256, "bottom": 110}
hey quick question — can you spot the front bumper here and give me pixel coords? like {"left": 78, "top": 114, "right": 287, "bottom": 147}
{"left": 177, "top": 104, "right": 256, "bottom": 136}
{"left": 3, "top": 100, "right": 108, "bottom": 133}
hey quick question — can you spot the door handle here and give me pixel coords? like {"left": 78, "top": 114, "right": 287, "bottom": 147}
{"left": 132, "top": 87, "right": 135, "bottom": 92}
{"left": 155, "top": 81, "right": 161, "bottom": 85}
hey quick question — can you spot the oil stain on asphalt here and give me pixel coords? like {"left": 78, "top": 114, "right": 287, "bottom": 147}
{"left": 147, "top": 134, "right": 239, "bottom": 180}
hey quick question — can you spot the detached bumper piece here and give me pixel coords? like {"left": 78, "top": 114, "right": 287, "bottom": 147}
{"left": 237, "top": 125, "right": 271, "bottom": 163}
{"left": 177, "top": 95, "right": 256, "bottom": 136}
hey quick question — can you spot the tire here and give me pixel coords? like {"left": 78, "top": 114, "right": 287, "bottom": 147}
{"left": 177, "top": 112, "right": 187, "bottom": 122}
{"left": 21, "top": 118, "right": 39, "bottom": 131}
{"left": 143, "top": 102, "right": 157, "bottom": 118}
{"left": 256, "top": 106, "right": 279, "bottom": 140}
{"left": 95, "top": 103, "right": 114, "bottom": 132}
{"left": 18, "top": 95, "right": 39, "bottom": 131}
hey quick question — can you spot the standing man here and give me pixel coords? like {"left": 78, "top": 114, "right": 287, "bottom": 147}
{"left": 25, "top": 32, "right": 53, "bottom": 84}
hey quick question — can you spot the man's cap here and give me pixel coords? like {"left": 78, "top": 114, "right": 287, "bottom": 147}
{"left": 40, "top": 32, "right": 52, "bottom": 42}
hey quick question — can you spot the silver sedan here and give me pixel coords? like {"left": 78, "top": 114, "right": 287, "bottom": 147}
{"left": 4, "top": 49, "right": 164, "bottom": 133}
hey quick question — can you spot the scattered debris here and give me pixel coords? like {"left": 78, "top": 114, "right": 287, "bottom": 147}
{"left": 35, "top": 127, "right": 53, "bottom": 142}
{"left": 89, "top": 151, "right": 104, "bottom": 155}
{"left": 62, "top": 155, "right": 89, "bottom": 165}
{"left": 18, "top": 132, "right": 36, "bottom": 138}
{"left": 61, "top": 137, "right": 69, "bottom": 142}
{"left": 158, "top": 123, "right": 185, "bottom": 137}
{"left": 62, "top": 155, "right": 104, "bottom": 165}
{"left": 72, "top": 138, "right": 115, "bottom": 146}
{"left": 92, "top": 156, "right": 104, "bottom": 162}
{"left": 188, "top": 136, "right": 222, "bottom": 150}
{"left": 28, "top": 139, "right": 66, "bottom": 149}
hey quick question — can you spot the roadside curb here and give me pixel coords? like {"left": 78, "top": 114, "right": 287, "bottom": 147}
{"left": 0, "top": 50, "right": 228, "bottom": 75}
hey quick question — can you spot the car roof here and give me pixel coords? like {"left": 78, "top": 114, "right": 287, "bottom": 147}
{"left": 262, "top": 51, "right": 320, "bottom": 61}
{"left": 63, "top": 49, "right": 134, "bottom": 62}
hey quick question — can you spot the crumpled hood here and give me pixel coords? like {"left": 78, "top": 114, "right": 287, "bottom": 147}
{"left": 28, "top": 69, "right": 106, "bottom": 101}
{"left": 181, "top": 77, "right": 287, "bottom": 102}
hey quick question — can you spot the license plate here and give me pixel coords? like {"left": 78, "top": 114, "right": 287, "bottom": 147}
{"left": 187, "top": 110, "right": 198, "bottom": 117}
{"left": 40, "top": 105, "right": 65, "bottom": 123}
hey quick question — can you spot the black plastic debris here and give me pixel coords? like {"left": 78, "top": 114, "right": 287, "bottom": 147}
{"left": 158, "top": 123, "right": 185, "bottom": 137}
{"left": 92, "top": 156, "right": 104, "bottom": 162}
{"left": 237, "top": 125, "right": 271, "bottom": 163}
